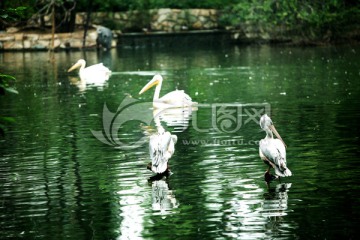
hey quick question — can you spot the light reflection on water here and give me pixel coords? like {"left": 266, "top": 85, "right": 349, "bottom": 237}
{"left": 1, "top": 44, "right": 360, "bottom": 239}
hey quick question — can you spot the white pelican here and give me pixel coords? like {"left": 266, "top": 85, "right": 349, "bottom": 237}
{"left": 259, "top": 114, "right": 292, "bottom": 181}
{"left": 147, "top": 117, "right": 178, "bottom": 175}
{"left": 153, "top": 106, "right": 197, "bottom": 132}
{"left": 68, "top": 59, "right": 111, "bottom": 84}
{"left": 139, "top": 74, "right": 196, "bottom": 108}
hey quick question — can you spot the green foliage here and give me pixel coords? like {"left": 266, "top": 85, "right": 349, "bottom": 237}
{"left": 0, "top": 6, "right": 32, "bottom": 22}
{"left": 0, "top": 0, "right": 358, "bottom": 40}
{"left": 0, "top": 7, "right": 21, "bottom": 135}
{"left": 0, "top": 7, "right": 27, "bottom": 19}
{"left": 220, "top": 0, "right": 359, "bottom": 40}
{"left": 146, "top": 0, "right": 238, "bottom": 9}
{"left": 0, "top": 73, "right": 18, "bottom": 136}
{"left": 76, "top": 0, "right": 146, "bottom": 11}
{"left": 0, "top": 74, "right": 18, "bottom": 95}
{"left": 75, "top": 0, "right": 238, "bottom": 11}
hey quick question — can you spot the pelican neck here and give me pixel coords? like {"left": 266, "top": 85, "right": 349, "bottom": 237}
{"left": 265, "top": 128, "right": 273, "bottom": 139}
{"left": 153, "top": 79, "right": 162, "bottom": 102}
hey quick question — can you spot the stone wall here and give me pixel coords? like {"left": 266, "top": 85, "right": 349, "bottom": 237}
{"left": 0, "top": 30, "right": 100, "bottom": 51}
{"left": 0, "top": 9, "right": 219, "bottom": 50}
{"left": 76, "top": 9, "right": 218, "bottom": 32}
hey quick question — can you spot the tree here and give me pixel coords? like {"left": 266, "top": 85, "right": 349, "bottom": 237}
{"left": 34, "top": 0, "right": 76, "bottom": 33}
{"left": 220, "top": 0, "right": 360, "bottom": 42}
{"left": 0, "top": 5, "right": 30, "bottom": 30}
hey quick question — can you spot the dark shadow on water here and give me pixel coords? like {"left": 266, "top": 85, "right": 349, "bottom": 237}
{"left": 147, "top": 170, "right": 178, "bottom": 213}
{"left": 147, "top": 168, "right": 172, "bottom": 182}
{"left": 261, "top": 183, "right": 293, "bottom": 236}
{"left": 264, "top": 183, "right": 292, "bottom": 199}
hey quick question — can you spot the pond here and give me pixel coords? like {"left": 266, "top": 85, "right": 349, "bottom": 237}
{"left": 1, "top": 39, "right": 359, "bottom": 239}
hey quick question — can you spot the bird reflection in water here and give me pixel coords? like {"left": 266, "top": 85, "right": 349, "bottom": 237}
{"left": 68, "top": 76, "right": 87, "bottom": 92}
{"left": 262, "top": 183, "right": 292, "bottom": 232}
{"left": 68, "top": 75, "right": 108, "bottom": 92}
{"left": 149, "top": 177, "right": 179, "bottom": 214}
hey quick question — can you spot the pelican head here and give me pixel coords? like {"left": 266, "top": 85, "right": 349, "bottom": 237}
{"left": 260, "top": 114, "right": 286, "bottom": 147}
{"left": 139, "top": 74, "right": 163, "bottom": 95}
{"left": 68, "top": 59, "right": 86, "bottom": 72}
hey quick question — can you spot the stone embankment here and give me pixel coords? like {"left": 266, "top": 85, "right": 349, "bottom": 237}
{"left": 84, "top": 8, "right": 218, "bottom": 32}
{"left": 0, "top": 30, "right": 100, "bottom": 50}
{"left": 0, "top": 9, "right": 219, "bottom": 51}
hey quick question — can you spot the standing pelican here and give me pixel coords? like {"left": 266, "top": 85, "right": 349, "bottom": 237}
{"left": 139, "top": 74, "right": 196, "bottom": 108}
{"left": 147, "top": 117, "right": 178, "bottom": 175}
{"left": 68, "top": 59, "right": 111, "bottom": 84}
{"left": 259, "top": 114, "right": 292, "bottom": 181}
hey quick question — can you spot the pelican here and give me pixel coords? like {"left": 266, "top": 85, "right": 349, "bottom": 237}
{"left": 259, "top": 114, "right": 292, "bottom": 181}
{"left": 152, "top": 106, "right": 197, "bottom": 132}
{"left": 147, "top": 117, "right": 178, "bottom": 175}
{"left": 139, "top": 74, "right": 196, "bottom": 108}
{"left": 68, "top": 59, "right": 111, "bottom": 84}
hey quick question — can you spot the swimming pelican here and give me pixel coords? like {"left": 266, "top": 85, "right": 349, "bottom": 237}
{"left": 259, "top": 114, "right": 292, "bottom": 181}
{"left": 139, "top": 74, "right": 196, "bottom": 108}
{"left": 147, "top": 117, "right": 178, "bottom": 175}
{"left": 68, "top": 59, "right": 111, "bottom": 84}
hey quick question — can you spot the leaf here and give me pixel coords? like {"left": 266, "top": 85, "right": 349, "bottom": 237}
{"left": 5, "top": 87, "right": 19, "bottom": 94}
{"left": 0, "top": 74, "right": 16, "bottom": 81}
{"left": 0, "top": 116, "right": 16, "bottom": 124}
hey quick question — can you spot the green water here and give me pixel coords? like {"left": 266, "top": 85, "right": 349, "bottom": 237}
{"left": 0, "top": 42, "right": 359, "bottom": 239}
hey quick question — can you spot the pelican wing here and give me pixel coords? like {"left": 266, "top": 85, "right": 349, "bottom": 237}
{"left": 83, "top": 63, "right": 111, "bottom": 77}
{"left": 165, "top": 134, "right": 177, "bottom": 159}
{"left": 80, "top": 63, "right": 111, "bottom": 83}
{"left": 259, "top": 139, "right": 291, "bottom": 177}
{"left": 157, "top": 90, "right": 194, "bottom": 108}
{"left": 149, "top": 131, "right": 174, "bottom": 174}
{"left": 85, "top": 63, "right": 111, "bottom": 73}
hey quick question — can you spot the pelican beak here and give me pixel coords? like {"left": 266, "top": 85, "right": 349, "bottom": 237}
{"left": 68, "top": 62, "right": 81, "bottom": 72}
{"left": 139, "top": 77, "right": 159, "bottom": 94}
{"left": 269, "top": 124, "right": 287, "bottom": 148}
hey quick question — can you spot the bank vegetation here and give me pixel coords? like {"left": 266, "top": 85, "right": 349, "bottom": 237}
{"left": 0, "top": 0, "right": 359, "bottom": 44}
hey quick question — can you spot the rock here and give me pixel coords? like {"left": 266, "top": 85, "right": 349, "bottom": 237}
{"left": 158, "top": 9, "right": 172, "bottom": 16}
{"left": 192, "top": 21, "right": 203, "bottom": 30}
{"left": 199, "top": 9, "right": 210, "bottom": 17}
{"left": 53, "top": 39, "right": 61, "bottom": 48}
{"left": 39, "top": 34, "right": 56, "bottom": 40}
{"left": 0, "top": 35, "right": 15, "bottom": 41}
{"left": 6, "top": 27, "right": 20, "bottom": 33}
{"left": 23, "top": 40, "right": 31, "bottom": 48}
{"left": 4, "top": 41, "right": 22, "bottom": 49}
{"left": 114, "top": 13, "right": 121, "bottom": 20}
{"left": 157, "top": 12, "right": 169, "bottom": 23}
{"left": 32, "top": 43, "right": 47, "bottom": 50}
{"left": 23, "top": 34, "right": 39, "bottom": 41}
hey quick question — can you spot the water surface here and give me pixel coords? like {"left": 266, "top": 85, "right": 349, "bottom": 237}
{"left": 1, "top": 41, "right": 359, "bottom": 239}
